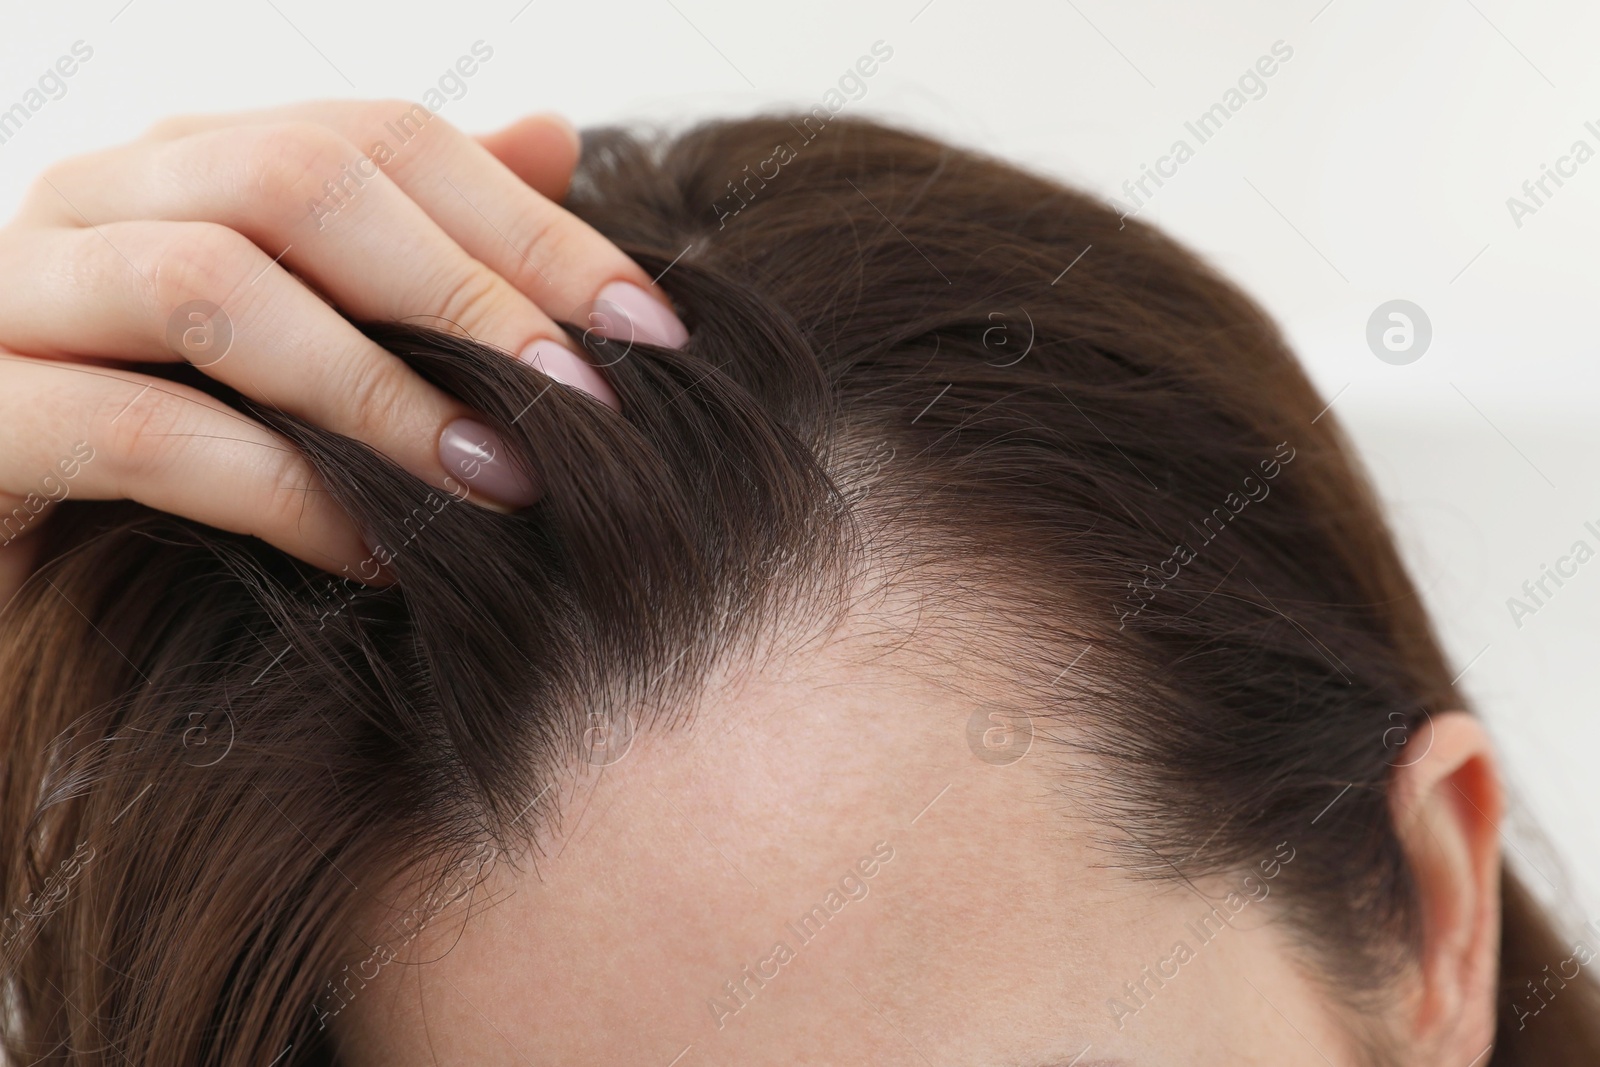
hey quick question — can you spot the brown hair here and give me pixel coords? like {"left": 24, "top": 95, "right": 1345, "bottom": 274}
{"left": 2, "top": 114, "right": 1595, "bottom": 1064}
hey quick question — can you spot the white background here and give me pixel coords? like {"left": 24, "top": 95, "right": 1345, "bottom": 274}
{"left": 2, "top": 0, "right": 1596, "bottom": 924}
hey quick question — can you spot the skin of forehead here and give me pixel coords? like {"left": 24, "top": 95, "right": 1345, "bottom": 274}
{"left": 337, "top": 610, "right": 1357, "bottom": 1066}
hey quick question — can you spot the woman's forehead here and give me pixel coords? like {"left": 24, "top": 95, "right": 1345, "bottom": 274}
{"left": 338, "top": 642, "right": 1126, "bottom": 1062}
{"left": 337, "top": 638, "right": 1336, "bottom": 1065}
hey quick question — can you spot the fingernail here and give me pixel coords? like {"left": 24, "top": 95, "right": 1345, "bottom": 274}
{"left": 359, "top": 528, "right": 396, "bottom": 567}
{"left": 520, "top": 339, "right": 621, "bottom": 411}
{"left": 349, "top": 532, "right": 396, "bottom": 586}
{"left": 594, "top": 280, "right": 688, "bottom": 349}
{"left": 438, "top": 418, "right": 540, "bottom": 508}
{"left": 359, "top": 529, "right": 385, "bottom": 563}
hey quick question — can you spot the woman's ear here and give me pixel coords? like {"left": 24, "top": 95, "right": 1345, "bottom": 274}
{"left": 1389, "top": 710, "right": 1506, "bottom": 1062}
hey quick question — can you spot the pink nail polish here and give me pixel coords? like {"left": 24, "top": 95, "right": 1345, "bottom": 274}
{"left": 438, "top": 418, "right": 540, "bottom": 508}
{"left": 519, "top": 339, "right": 621, "bottom": 411}
{"left": 594, "top": 280, "right": 688, "bottom": 349}
{"left": 359, "top": 529, "right": 387, "bottom": 563}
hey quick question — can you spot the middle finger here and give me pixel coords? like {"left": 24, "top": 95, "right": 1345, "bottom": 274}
{"left": 0, "top": 220, "right": 547, "bottom": 509}
{"left": 27, "top": 120, "right": 625, "bottom": 402}
{"left": 136, "top": 100, "right": 682, "bottom": 348}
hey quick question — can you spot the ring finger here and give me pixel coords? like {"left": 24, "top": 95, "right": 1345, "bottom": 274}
{"left": 0, "top": 220, "right": 549, "bottom": 509}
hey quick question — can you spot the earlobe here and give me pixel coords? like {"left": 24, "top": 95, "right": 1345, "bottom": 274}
{"left": 1389, "top": 711, "right": 1506, "bottom": 1061}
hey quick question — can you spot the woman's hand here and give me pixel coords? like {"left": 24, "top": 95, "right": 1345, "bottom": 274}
{"left": 0, "top": 102, "right": 687, "bottom": 607}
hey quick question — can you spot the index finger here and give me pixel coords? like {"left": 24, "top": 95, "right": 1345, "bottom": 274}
{"left": 148, "top": 107, "right": 584, "bottom": 204}
{"left": 146, "top": 100, "right": 689, "bottom": 350}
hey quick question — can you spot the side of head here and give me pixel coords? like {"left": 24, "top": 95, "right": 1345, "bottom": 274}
{"left": 2, "top": 115, "right": 1595, "bottom": 1066}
